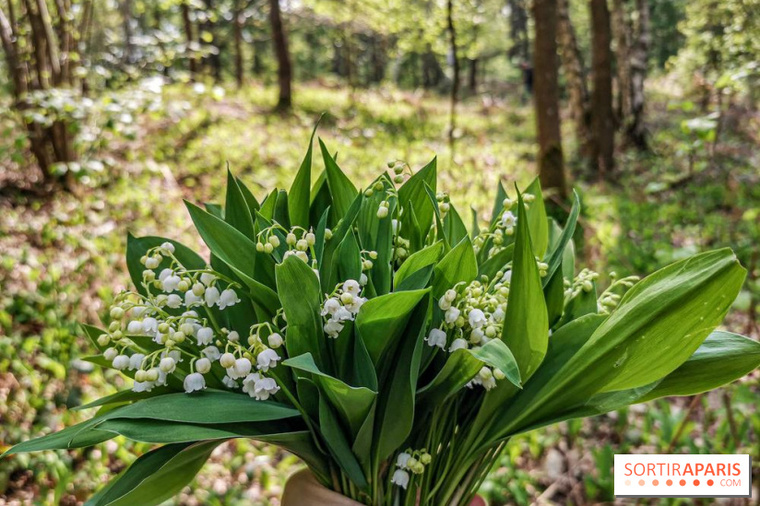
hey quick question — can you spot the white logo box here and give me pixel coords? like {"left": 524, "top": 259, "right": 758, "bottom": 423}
{"left": 614, "top": 454, "right": 751, "bottom": 498}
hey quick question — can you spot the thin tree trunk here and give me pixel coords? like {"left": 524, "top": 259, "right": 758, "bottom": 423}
{"left": 612, "top": 0, "right": 631, "bottom": 122}
{"left": 627, "top": 0, "right": 649, "bottom": 149}
{"left": 507, "top": 0, "right": 529, "bottom": 62}
{"left": 446, "top": 0, "right": 460, "bottom": 145}
{"left": 532, "top": 0, "right": 568, "bottom": 200}
{"left": 590, "top": 0, "right": 615, "bottom": 178}
{"left": 269, "top": 0, "right": 292, "bottom": 110}
{"left": 121, "top": 0, "right": 134, "bottom": 65}
{"left": 181, "top": 2, "right": 197, "bottom": 78}
{"left": 468, "top": 58, "right": 478, "bottom": 93}
{"left": 233, "top": 0, "right": 244, "bottom": 87}
{"left": 557, "top": 0, "right": 593, "bottom": 160}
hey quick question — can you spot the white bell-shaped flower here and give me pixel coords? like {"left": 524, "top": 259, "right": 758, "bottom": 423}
{"left": 449, "top": 338, "right": 468, "bottom": 352}
{"left": 204, "top": 286, "right": 221, "bottom": 307}
{"left": 468, "top": 309, "right": 487, "bottom": 329}
{"left": 391, "top": 469, "right": 410, "bottom": 489}
{"left": 425, "top": 328, "right": 447, "bottom": 349}
{"left": 183, "top": 372, "right": 206, "bottom": 393}
{"left": 196, "top": 327, "right": 214, "bottom": 346}
{"left": 218, "top": 288, "right": 240, "bottom": 309}
{"left": 256, "top": 348, "right": 280, "bottom": 372}
{"left": 444, "top": 306, "right": 461, "bottom": 324}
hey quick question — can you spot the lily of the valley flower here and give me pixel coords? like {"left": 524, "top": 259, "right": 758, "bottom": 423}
{"left": 425, "top": 328, "right": 447, "bottom": 349}
{"left": 391, "top": 469, "right": 410, "bottom": 489}
{"left": 256, "top": 348, "right": 280, "bottom": 371}
{"left": 183, "top": 372, "right": 206, "bottom": 393}
{"left": 218, "top": 288, "right": 240, "bottom": 309}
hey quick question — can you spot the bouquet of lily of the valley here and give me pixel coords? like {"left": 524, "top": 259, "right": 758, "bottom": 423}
{"left": 5, "top": 132, "right": 760, "bottom": 506}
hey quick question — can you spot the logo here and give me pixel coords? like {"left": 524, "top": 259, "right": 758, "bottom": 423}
{"left": 614, "top": 454, "right": 752, "bottom": 498}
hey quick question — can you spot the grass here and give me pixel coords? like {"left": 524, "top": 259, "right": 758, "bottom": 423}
{"left": 0, "top": 80, "right": 758, "bottom": 505}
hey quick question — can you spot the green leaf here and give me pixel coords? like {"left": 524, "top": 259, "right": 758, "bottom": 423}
{"left": 336, "top": 232, "right": 363, "bottom": 283}
{"left": 318, "top": 394, "right": 368, "bottom": 489}
{"left": 2, "top": 416, "right": 114, "bottom": 457}
{"left": 394, "top": 241, "right": 445, "bottom": 288}
{"left": 93, "top": 419, "right": 303, "bottom": 444}
{"left": 106, "top": 391, "right": 299, "bottom": 424}
{"left": 636, "top": 331, "right": 760, "bottom": 402}
{"left": 418, "top": 339, "right": 521, "bottom": 408}
{"left": 523, "top": 178, "right": 549, "bottom": 258}
{"left": 443, "top": 203, "right": 469, "bottom": 246}
{"left": 470, "top": 207, "right": 480, "bottom": 239}
{"left": 398, "top": 157, "right": 437, "bottom": 244}
{"left": 495, "top": 249, "right": 745, "bottom": 439}
{"left": 225, "top": 169, "right": 255, "bottom": 240}
{"left": 276, "top": 256, "right": 328, "bottom": 370}
{"left": 73, "top": 387, "right": 172, "bottom": 411}
{"left": 489, "top": 182, "right": 508, "bottom": 229}
{"left": 235, "top": 177, "right": 260, "bottom": 213}
{"left": 284, "top": 353, "right": 376, "bottom": 438}
{"left": 477, "top": 244, "right": 515, "bottom": 281}
{"left": 289, "top": 125, "right": 318, "bottom": 229}
{"left": 432, "top": 236, "right": 478, "bottom": 299}
{"left": 372, "top": 293, "right": 430, "bottom": 463}
{"left": 319, "top": 138, "right": 357, "bottom": 220}
{"left": 185, "top": 201, "right": 280, "bottom": 316}
{"left": 355, "top": 289, "right": 429, "bottom": 368}
{"left": 542, "top": 190, "right": 580, "bottom": 286}
{"left": 319, "top": 193, "right": 363, "bottom": 293}
{"left": 544, "top": 265, "right": 565, "bottom": 328}
{"left": 501, "top": 196, "right": 548, "bottom": 382}
{"left": 396, "top": 264, "right": 435, "bottom": 291}
{"left": 86, "top": 441, "right": 222, "bottom": 506}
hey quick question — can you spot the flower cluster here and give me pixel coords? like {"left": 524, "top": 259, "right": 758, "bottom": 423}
{"left": 255, "top": 223, "right": 327, "bottom": 273}
{"left": 424, "top": 273, "right": 513, "bottom": 390}
{"left": 391, "top": 449, "right": 432, "bottom": 489}
{"left": 99, "top": 242, "right": 284, "bottom": 400}
{"left": 321, "top": 280, "right": 367, "bottom": 338}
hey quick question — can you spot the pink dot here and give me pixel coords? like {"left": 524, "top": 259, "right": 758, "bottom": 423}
{"left": 653, "top": 479, "right": 659, "bottom": 486}
{"left": 638, "top": 479, "right": 645, "bottom": 486}
{"left": 680, "top": 479, "right": 686, "bottom": 486}
{"left": 625, "top": 479, "right": 631, "bottom": 486}
{"left": 707, "top": 479, "right": 714, "bottom": 486}
{"left": 694, "top": 479, "right": 700, "bottom": 486}
{"left": 666, "top": 479, "right": 673, "bottom": 486}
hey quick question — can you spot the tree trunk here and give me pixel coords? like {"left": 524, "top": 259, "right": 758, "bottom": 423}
{"left": 121, "top": 0, "right": 134, "bottom": 65}
{"left": 446, "top": 0, "right": 460, "bottom": 145}
{"left": 181, "top": 2, "right": 197, "bottom": 78}
{"left": 507, "top": 0, "right": 530, "bottom": 62}
{"left": 627, "top": 0, "right": 649, "bottom": 149}
{"left": 590, "top": 0, "right": 615, "bottom": 178}
{"left": 532, "top": 0, "right": 568, "bottom": 199}
{"left": 233, "top": 0, "right": 244, "bottom": 87}
{"left": 612, "top": 0, "right": 631, "bottom": 122}
{"left": 557, "top": 0, "right": 593, "bottom": 160}
{"left": 422, "top": 46, "right": 444, "bottom": 88}
{"left": 468, "top": 58, "right": 478, "bottom": 93}
{"left": 269, "top": 0, "right": 292, "bottom": 110}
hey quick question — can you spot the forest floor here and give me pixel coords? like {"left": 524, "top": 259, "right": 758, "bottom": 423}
{"left": 1, "top": 81, "right": 759, "bottom": 505}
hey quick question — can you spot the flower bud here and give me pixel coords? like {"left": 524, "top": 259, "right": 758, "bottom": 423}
{"left": 146, "top": 368, "right": 159, "bottom": 382}
{"left": 268, "top": 332, "right": 284, "bottom": 348}
{"left": 220, "top": 352, "right": 236, "bottom": 368}
{"left": 135, "top": 369, "right": 147, "bottom": 382}
{"left": 306, "top": 232, "right": 316, "bottom": 245}
{"left": 269, "top": 235, "right": 281, "bottom": 248}
{"left": 177, "top": 279, "right": 191, "bottom": 292}
{"left": 159, "top": 357, "right": 176, "bottom": 373}
{"left": 286, "top": 233, "right": 297, "bottom": 245}
{"left": 264, "top": 243, "right": 274, "bottom": 253}
{"left": 195, "top": 357, "right": 212, "bottom": 374}
{"left": 110, "top": 307, "right": 124, "bottom": 319}
{"left": 340, "top": 292, "right": 354, "bottom": 304}
{"left": 97, "top": 334, "right": 110, "bottom": 347}
{"left": 324, "top": 229, "right": 333, "bottom": 240}
{"left": 256, "top": 242, "right": 265, "bottom": 252}
{"left": 377, "top": 206, "right": 389, "bottom": 219}
{"left": 143, "top": 269, "right": 156, "bottom": 281}
{"left": 296, "top": 239, "right": 308, "bottom": 251}
{"left": 104, "top": 347, "right": 118, "bottom": 361}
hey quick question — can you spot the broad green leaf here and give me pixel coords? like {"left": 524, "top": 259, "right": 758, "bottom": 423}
{"left": 274, "top": 189, "right": 291, "bottom": 229}
{"left": 523, "top": 178, "right": 549, "bottom": 258}
{"left": 284, "top": 353, "right": 376, "bottom": 438}
{"left": 398, "top": 157, "right": 437, "bottom": 244}
{"left": 2, "top": 416, "right": 114, "bottom": 457}
{"left": 431, "top": 236, "right": 478, "bottom": 299}
{"left": 235, "top": 177, "right": 260, "bottom": 213}
{"left": 544, "top": 265, "right": 565, "bottom": 327}
{"left": 336, "top": 232, "right": 362, "bottom": 283}
{"left": 396, "top": 264, "right": 435, "bottom": 291}
{"left": 636, "top": 331, "right": 760, "bottom": 401}
{"left": 489, "top": 182, "right": 508, "bottom": 229}
{"left": 501, "top": 196, "right": 549, "bottom": 382}
{"left": 319, "top": 193, "right": 363, "bottom": 293}
{"left": 443, "top": 202, "right": 469, "bottom": 246}
{"left": 73, "top": 387, "right": 171, "bottom": 411}
{"left": 477, "top": 244, "right": 515, "bottom": 281}
{"left": 318, "top": 395, "right": 368, "bottom": 489}
{"left": 319, "top": 138, "right": 357, "bottom": 220}
{"left": 225, "top": 169, "right": 255, "bottom": 240}
{"left": 417, "top": 339, "right": 521, "bottom": 408}
{"left": 185, "top": 202, "right": 280, "bottom": 316}
{"left": 494, "top": 249, "right": 745, "bottom": 440}
{"left": 93, "top": 419, "right": 303, "bottom": 444}
{"left": 372, "top": 294, "right": 430, "bottom": 463}
{"left": 470, "top": 207, "right": 480, "bottom": 239}
{"left": 394, "top": 241, "right": 444, "bottom": 288}
{"left": 259, "top": 190, "right": 278, "bottom": 221}
{"left": 542, "top": 190, "right": 580, "bottom": 286}
{"left": 106, "top": 391, "right": 299, "bottom": 424}
{"left": 357, "top": 175, "right": 397, "bottom": 295}
{"left": 289, "top": 125, "right": 318, "bottom": 228}
{"left": 309, "top": 170, "right": 332, "bottom": 226}
{"left": 355, "top": 289, "right": 429, "bottom": 368}
{"left": 276, "top": 256, "right": 328, "bottom": 369}
{"left": 86, "top": 441, "right": 222, "bottom": 506}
